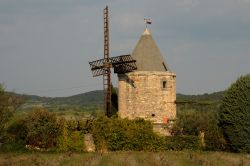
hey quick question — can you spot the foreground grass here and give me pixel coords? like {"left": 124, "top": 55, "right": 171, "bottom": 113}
{"left": 0, "top": 151, "right": 249, "bottom": 166}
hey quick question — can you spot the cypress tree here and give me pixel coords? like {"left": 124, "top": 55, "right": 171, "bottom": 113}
{"left": 219, "top": 74, "right": 250, "bottom": 152}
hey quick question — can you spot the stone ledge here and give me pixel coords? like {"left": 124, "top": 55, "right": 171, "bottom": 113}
{"left": 119, "top": 71, "right": 176, "bottom": 77}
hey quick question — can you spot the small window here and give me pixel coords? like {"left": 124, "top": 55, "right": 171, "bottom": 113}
{"left": 163, "top": 81, "right": 167, "bottom": 89}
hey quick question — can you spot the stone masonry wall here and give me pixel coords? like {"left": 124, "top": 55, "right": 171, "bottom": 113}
{"left": 118, "top": 71, "right": 176, "bottom": 125}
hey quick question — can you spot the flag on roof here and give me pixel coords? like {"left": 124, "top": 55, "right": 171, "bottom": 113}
{"left": 144, "top": 18, "right": 152, "bottom": 24}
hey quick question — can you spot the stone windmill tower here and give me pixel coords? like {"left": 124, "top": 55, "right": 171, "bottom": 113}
{"left": 118, "top": 28, "right": 176, "bottom": 135}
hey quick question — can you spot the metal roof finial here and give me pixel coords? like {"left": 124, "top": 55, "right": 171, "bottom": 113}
{"left": 144, "top": 18, "right": 152, "bottom": 28}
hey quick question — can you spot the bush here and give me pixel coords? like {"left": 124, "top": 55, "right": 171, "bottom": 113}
{"left": 172, "top": 109, "right": 213, "bottom": 135}
{"left": 5, "top": 109, "right": 86, "bottom": 152}
{"left": 203, "top": 113, "right": 228, "bottom": 151}
{"left": 219, "top": 74, "right": 250, "bottom": 153}
{"left": 0, "top": 84, "right": 24, "bottom": 143}
{"left": 0, "top": 141, "right": 27, "bottom": 152}
{"left": 0, "top": 108, "right": 14, "bottom": 142}
{"left": 165, "top": 135, "right": 201, "bottom": 151}
{"left": 1, "top": 112, "right": 27, "bottom": 152}
{"left": 172, "top": 109, "right": 228, "bottom": 151}
{"left": 24, "top": 107, "right": 59, "bottom": 149}
{"left": 57, "top": 118, "right": 85, "bottom": 152}
{"left": 91, "top": 116, "right": 203, "bottom": 152}
{"left": 7, "top": 117, "right": 27, "bottom": 145}
{"left": 91, "top": 116, "right": 165, "bottom": 151}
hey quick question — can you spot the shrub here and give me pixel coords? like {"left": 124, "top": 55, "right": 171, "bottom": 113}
{"left": 7, "top": 117, "right": 27, "bottom": 145}
{"left": 57, "top": 118, "right": 85, "bottom": 152}
{"left": 0, "top": 84, "right": 24, "bottom": 143}
{"left": 91, "top": 116, "right": 165, "bottom": 151}
{"left": 24, "top": 107, "right": 59, "bottom": 149}
{"left": 91, "top": 116, "right": 204, "bottom": 152}
{"left": 0, "top": 108, "right": 14, "bottom": 142}
{"left": 172, "top": 109, "right": 228, "bottom": 151}
{"left": 172, "top": 109, "right": 212, "bottom": 135}
{"left": 165, "top": 135, "right": 201, "bottom": 151}
{"left": 0, "top": 140, "right": 27, "bottom": 152}
{"left": 219, "top": 74, "right": 250, "bottom": 153}
{"left": 0, "top": 119, "right": 27, "bottom": 152}
{"left": 203, "top": 113, "right": 228, "bottom": 151}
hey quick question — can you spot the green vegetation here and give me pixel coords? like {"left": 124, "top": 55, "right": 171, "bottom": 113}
{"left": 57, "top": 118, "right": 85, "bottom": 152}
{"left": 3, "top": 108, "right": 88, "bottom": 152}
{"left": 177, "top": 91, "right": 224, "bottom": 102}
{"left": 92, "top": 116, "right": 163, "bottom": 151}
{"left": 24, "top": 108, "right": 59, "bottom": 149}
{"left": 1, "top": 107, "right": 202, "bottom": 153}
{"left": 1, "top": 86, "right": 89, "bottom": 152}
{"left": 219, "top": 74, "right": 250, "bottom": 153}
{"left": 92, "top": 116, "right": 201, "bottom": 152}
{"left": 1, "top": 72, "right": 249, "bottom": 155}
{"left": 0, "top": 84, "right": 24, "bottom": 146}
{"left": 18, "top": 90, "right": 104, "bottom": 107}
{"left": 111, "top": 86, "right": 118, "bottom": 116}
{"left": 13, "top": 89, "right": 224, "bottom": 110}
{"left": 173, "top": 109, "right": 227, "bottom": 151}
{"left": 2, "top": 108, "right": 202, "bottom": 153}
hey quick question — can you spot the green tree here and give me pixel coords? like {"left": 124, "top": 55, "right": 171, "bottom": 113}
{"left": 111, "top": 85, "right": 118, "bottom": 116}
{"left": 0, "top": 84, "right": 23, "bottom": 142}
{"left": 172, "top": 109, "right": 212, "bottom": 135}
{"left": 219, "top": 74, "right": 250, "bottom": 153}
{"left": 0, "top": 84, "right": 3, "bottom": 94}
{"left": 172, "top": 109, "right": 227, "bottom": 151}
{"left": 0, "top": 86, "right": 12, "bottom": 142}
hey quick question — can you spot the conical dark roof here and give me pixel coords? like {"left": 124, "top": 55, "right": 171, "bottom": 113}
{"left": 132, "top": 28, "right": 169, "bottom": 71}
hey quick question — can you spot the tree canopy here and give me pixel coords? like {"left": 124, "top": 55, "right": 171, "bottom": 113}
{"left": 0, "top": 84, "right": 24, "bottom": 143}
{"left": 219, "top": 74, "right": 250, "bottom": 152}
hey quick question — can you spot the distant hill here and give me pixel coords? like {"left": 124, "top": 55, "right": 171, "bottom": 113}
{"left": 8, "top": 90, "right": 225, "bottom": 108}
{"left": 176, "top": 91, "right": 225, "bottom": 103}
{"left": 49, "top": 90, "right": 104, "bottom": 106}
{"left": 9, "top": 90, "right": 104, "bottom": 107}
{"left": 176, "top": 91, "right": 225, "bottom": 111}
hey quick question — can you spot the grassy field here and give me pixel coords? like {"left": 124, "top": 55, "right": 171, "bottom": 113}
{"left": 0, "top": 151, "right": 249, "bottom": 166}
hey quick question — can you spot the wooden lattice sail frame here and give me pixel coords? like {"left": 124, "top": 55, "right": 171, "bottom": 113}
{"left": 89, "top": 6, "right": 137, "bottom": 117}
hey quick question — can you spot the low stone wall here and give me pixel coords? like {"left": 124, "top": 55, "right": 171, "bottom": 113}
{"left": 84, "top": 134, "right": 96, "bottom": 152}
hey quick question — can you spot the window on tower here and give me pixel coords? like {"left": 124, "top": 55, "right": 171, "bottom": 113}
{"left": 163, "top": 81, "right": 167, "bottom": 89}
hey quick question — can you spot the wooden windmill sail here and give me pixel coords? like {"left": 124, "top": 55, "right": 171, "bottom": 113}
{"left": 89, "top": 6, "right": 137, "bottom": 117}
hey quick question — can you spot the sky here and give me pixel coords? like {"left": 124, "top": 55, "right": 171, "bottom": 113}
{"left": 0, "top": 0, "right": 250, "bottom": 97}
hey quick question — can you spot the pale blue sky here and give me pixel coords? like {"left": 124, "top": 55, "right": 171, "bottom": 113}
{"left": 1, "top": 0, "right": 250, "bottom": 97}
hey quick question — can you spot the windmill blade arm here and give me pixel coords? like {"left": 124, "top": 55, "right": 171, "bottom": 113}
{"left": 89, "top": 59, "right": 109, "bottom": 77}
{"left": 110, "top": 54, "right": 137, "bottom": 74}
{"left": 89, "top": 54, "right": 137, "bottom": 76}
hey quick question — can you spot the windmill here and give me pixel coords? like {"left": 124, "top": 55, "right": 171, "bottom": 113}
{"left": 89, "top": 6, "right": 137, "bottom": 117}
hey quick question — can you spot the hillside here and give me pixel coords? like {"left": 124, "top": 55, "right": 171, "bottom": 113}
{"left": 9, "top": 90, "right": 225, "bottom": 108}
{"left": 176, "top": 91, "right": 225, "bottom": 102}
{"left": 9, "top": 90, "right": 103, "bottom": 107}
{"left": 49, "top": 90, "right": 104, "bottom": 106}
